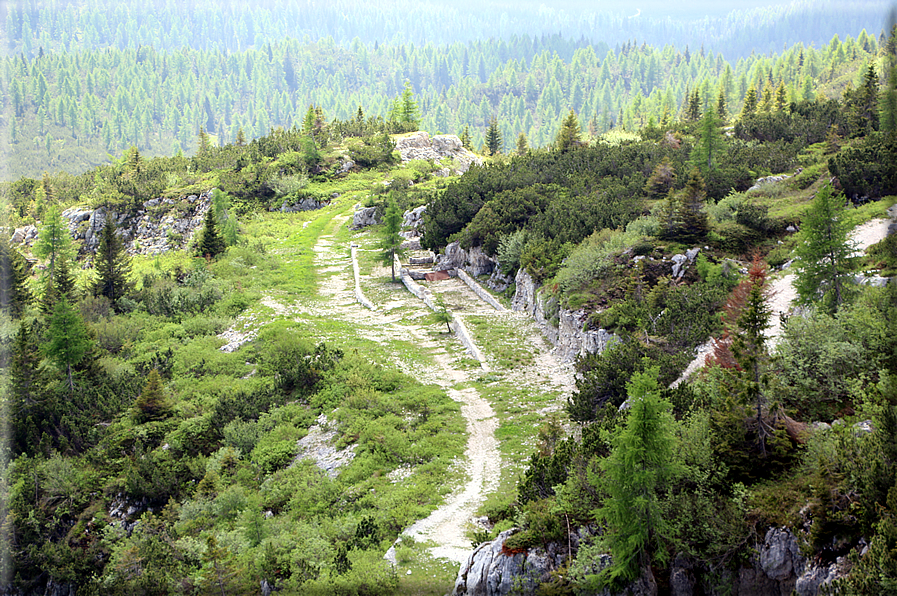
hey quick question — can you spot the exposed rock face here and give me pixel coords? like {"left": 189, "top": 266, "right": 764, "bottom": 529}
{"left": 352, "top": 206, "right": 380, "bottom": 229}
{"left": 748, "top": 174, "right": 791, "bottom": 192}
{"left": 402, "top": 205, "right": 427, "bottom": 234}
{"left": 11, "top": 225, "right": 38, "bottom": 245}
{"left": 52, "top": 191, "right": 213, "bottom": 256}
{"left": 453, "top": 526, "right": 849, "bottom": 596}
{"left": 395, "top": 132, "right": 483, "bottom": 174}
{"left": 511, "top": 269, "right": 615, "bottom": 362}
{"left": 294, "top": 414, "right": 356, "bottom": 478}
{"left": 485, "top": 267, "right": 514, "bottom": 293}
{"left": 453, "top": 530, "right": 569, "bottom": 596}
{"left": 270, "top": 196, "right": 329, "bottom": 213}
{"left": 435, "top": 242, "right": 496, "bottom": 277}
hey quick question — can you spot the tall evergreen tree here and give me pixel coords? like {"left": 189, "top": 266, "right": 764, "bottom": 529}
{"left": 44, "top": 297, "right": 91, "bottom": 395}
{"left": 742, "top": 86, "right": 758, "bottom": 117}
{"left": 595, "top": 368, "right": 676, "bottom": 586}
{"left": 0, "top": 237, "right": 33, "bottom": 318}
{"left": 379, "top": 197, "right": 405, "bottom": 282}
{"left": 33, "top": 206, "right": 73, "bottom": 282}
{"left": 196, "top": 206, "right": 226, "bottom": 259}
{"left": 794, "top": 185, "right": 857, "bottom": 312}
{"left": 93, "top": 217, "right": 133, "bottom": 309}
{"left": 691, "top": 106, "right": 725, "bottom": 175}
{"left": 459, "top": 126, "right": 472, "bottom": 150}
{"left": 555, "top": 109, "right": 583, "bottom": 152}
{"left": 485, "top": 117, "right": 502, "bottom": 155}
{"left": 516, "top": 132, "right": 529, "bottom": 156}
{"left": 881, "top": 66, "right": 897, "bottom": 135}
{"left": 676, "top": 168, "right": 710, "bottom": 239}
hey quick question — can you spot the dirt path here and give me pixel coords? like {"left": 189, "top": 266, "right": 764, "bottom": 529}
{"left": 302, "top": 214, "right": 502, "bottom": 564}
{"left": 766, "top": 205, "right": 897, "bottom": 348}
{"left": 250, "top": 208, "right": 574, "bottom": 565}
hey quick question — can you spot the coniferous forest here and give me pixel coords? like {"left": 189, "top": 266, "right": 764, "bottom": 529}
{"left": 3, "top": 1, "right": 897, "bottom": 595}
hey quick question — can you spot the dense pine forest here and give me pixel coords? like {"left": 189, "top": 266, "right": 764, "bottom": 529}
{"left": 0, "top": 1, "right": 894, "bottom": 178}
{"left": 3, "top": 1, "right": 897, "bottom": 595}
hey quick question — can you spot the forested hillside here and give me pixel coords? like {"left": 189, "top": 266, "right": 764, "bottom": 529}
{"left": 0, "top": 0, "right": 888, "bottom": 59}
{"left": 1, "top": 26, "right": 893, "bottom": 179}
{"left": 4, "top": 2, "right": 897, "bottom": 594}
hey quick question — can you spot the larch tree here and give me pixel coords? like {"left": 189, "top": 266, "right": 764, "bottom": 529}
{"left": 44, "top": 297, "right": 92, "bottom": 396}
{"left": 33, "top": 205, "right": 74, "bottom": 284}
{"left": 379, "top": 197, "right": 405, "bottom": 282}
{"left": 692, "top": 106, "right": 725, "bottom": 175}
{"left": 793, "top": 185, "right": 857, "bottom": 313}
{"left": 595, "top": 367, "right": 676, "bottom": 587}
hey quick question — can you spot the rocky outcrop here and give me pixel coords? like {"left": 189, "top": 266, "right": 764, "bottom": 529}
{"left": 294, "top": 414, "right": 356, "bottom": 479}
{"left": 453, "top": 526, "right": 850, "bottom": 596}
{"left": 270, "top": 196, "right": 329, "bottom": 213}
{"left": 436, "top": 242, "right": 496, "bottom": 277}
{"left": 403, "top": 205, "right": 427, "bottom": 232}
{"left": 511, "top": 269, "right": 615, "bottom": 362}
{"left": 395, "top": 132, "right": 483, "bottom": 174}
{"left": 51, "top": 191, "right": 213, "bottom": 256}
{"left": 453, "top": 530, "right": 569, "bottom": 596}
{"left": 748, "top": 174, "right": 791, "bottom": 192}
{"left": 352, "top": 206, "right": 380, "bottom": 229}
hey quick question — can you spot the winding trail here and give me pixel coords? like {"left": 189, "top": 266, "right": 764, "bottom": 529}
{"left": 239, "top": 205, "right": 575, "bottom": 566}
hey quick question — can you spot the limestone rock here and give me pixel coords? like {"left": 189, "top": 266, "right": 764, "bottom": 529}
{"left": 352, "top": 206, "right": 380, "bottom": 229}
{"left": 452, "top": 530, "right": 566, "bottom": 596}
{"left": 395, "top": 131, "right": 483, "bottom": 174}
{"left": 403, "top": 205, "right": 427, "bottom": 230}
{"left": 272, "top": 197, "right": 328, "bottom": 213}
{"left": 486, "top": 267, "right": 514, "bottom": 293}
{"left": 436, "top": 242, "right": 496, "bottom": 277}
{"left": 749, "top": 174, "right": 791, "bottom": 192}
{"left": 511, "top": 269, "right": 616, "bottom": 362}
{"left": 11, "top": 225, "right": 38, "bottom": 245}
{"left": 760, "top": 527, "right": 805, "bottom": 582}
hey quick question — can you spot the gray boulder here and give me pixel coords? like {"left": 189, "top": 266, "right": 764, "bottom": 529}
{"left": 352, "top": 206, "right": 380, "bottom": 229}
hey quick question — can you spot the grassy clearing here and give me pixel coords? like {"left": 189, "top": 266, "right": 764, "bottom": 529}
{"left": 394, "top": 539, "right": 459, "bottom": 596}
{"left": 463, "top": 314, "right": 535, "bottom": 368}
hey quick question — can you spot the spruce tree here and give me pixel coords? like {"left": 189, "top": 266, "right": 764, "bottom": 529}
{"left": 742, "top": 86, "right": 758, "bottom": 117}
{"left": 133, "top": 369, "right": 172, "bottom": 423}
{"left": 516, "top": 132, "right": 529, "bottom": 156}
{"left": 196, "top": 206, "right": 227, "bottom": 259}
{"left": 93, "top": 217, "right": 133, "bottom": 309}
{"left": 555, "top": 109, "right": 583, "bottom": 152}
{"left": 0, "top": 237, "right": 33, "bottom": 318}
{"left": 793, "top": 185, "right": 857, "bottom": 312}
{"left": 459, "top": 126, "right": 472, "bottom": 150}
{"left": 484, "top": 118, "right": 502, "bottom": 155}
{"left": 677, "top": 168, "right": 709, "bottom": 239}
